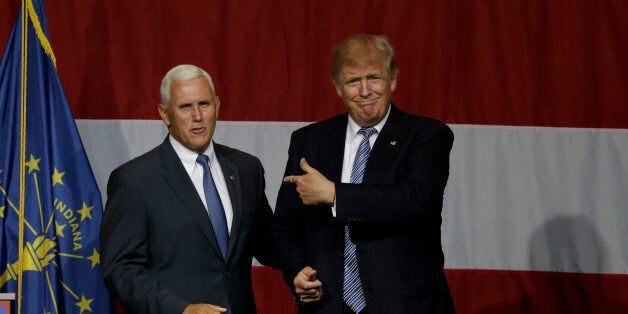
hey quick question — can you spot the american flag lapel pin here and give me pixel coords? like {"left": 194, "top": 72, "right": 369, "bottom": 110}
{"left": 390, "top": 140, "right": 397, "bottom": 146}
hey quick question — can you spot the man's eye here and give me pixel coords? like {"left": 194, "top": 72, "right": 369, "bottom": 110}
{"left": 199, "top": 103, "right": 211, "bottom": 108}
{"left": 346, "top": 80, "right": 359, "bottom": 86}
{"left": 368, "top": 77, "right": 382, "bottom": 82}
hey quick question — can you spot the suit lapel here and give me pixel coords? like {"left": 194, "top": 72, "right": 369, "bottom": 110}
{"left": 215, "top": 144, "right": 241, "bottom": 263}
{"left": 365, "top": 105, "right": 405, "bottom": 183}
{"left": 159, "top": 138, "right": 224, "bottom": 260}
{"left": 318, "top": 115, "right": 348, "bottom": 182}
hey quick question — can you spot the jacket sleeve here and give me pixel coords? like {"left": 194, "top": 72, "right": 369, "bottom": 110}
{"left": 271, "top": 131, "right": 310, "bottom": 288}
{"left": 250, "top": 158, "right": 281, "bottom": 269}
{"left": 335, "top": 120, "right": 454, "bottom": 225}
{"left": 100, "top": 168, "right": 188, "bottom": 314}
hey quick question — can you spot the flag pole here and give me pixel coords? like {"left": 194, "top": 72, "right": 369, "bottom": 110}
{"left": 17, "top": 0, "right": 29, "bottom": 312}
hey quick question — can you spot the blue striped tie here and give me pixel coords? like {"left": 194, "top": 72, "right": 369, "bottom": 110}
{"left": 343, "top": 127, "right": 376, "bottom": 313}
{"left": 197, "top": 155, "right": 229, "bottom": 258}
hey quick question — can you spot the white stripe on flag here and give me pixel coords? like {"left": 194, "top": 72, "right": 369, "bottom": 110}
{"left": 77, "top": 120, "right": 628, "bottom": 274}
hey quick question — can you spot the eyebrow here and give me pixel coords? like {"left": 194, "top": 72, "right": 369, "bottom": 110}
{"left": 344, "top": 72, "right": 384, "bottom": 82}
{"left": 176, "top": 99, "right": 214, "bottom": 107}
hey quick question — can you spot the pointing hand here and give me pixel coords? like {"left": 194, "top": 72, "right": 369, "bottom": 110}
{"left": 284, "top": 158, "right": 335, "bottom": 205}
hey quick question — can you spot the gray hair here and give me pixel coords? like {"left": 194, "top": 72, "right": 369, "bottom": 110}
{"left": 160, "top": 64, "right": 216, "bottom": 107}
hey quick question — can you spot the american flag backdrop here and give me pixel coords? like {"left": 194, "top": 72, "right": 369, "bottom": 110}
{"left": 1, "top": 1, "right": 627, "bottom": 313}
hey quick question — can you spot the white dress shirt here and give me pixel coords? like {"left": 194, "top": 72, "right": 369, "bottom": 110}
{"left": 332, "top": 105, "right": 391, "bottom": 216}
{"left": 169, "top": 135, "right": 233, "bottom": 232}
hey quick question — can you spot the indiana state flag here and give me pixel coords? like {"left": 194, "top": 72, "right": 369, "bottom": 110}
{"left": 0, "top": 0, "right": 113, "bottom": 313}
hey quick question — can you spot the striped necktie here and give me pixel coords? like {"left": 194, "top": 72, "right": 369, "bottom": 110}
{"left": 343, "top": 126, "right": 376, "bottom": 313}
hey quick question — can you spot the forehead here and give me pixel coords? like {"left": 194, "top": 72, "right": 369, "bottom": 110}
{"left": 339, "top": 62, "right": 388, "bottom": 78}
{"left": 170, "top": 77, "right": 213, "bottom": 101}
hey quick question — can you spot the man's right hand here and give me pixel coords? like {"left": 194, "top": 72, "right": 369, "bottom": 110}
{"left": 183, "top": 303, "right": 227, "bottom": 314}
{"left": 293, "top": 266, "right": 323, "bottom": 303}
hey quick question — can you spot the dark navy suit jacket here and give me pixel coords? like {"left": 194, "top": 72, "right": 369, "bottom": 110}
{"left": 273, "top": 105, "right": 455, "bottom": 314}
{"left": 101, "top": 137, "right": 276, "bottom": 313}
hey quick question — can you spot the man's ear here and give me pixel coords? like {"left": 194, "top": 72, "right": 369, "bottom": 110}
{"left": 158, "top": 104, "right": 170, "bottom": 127}
{"left": 390, "top": 70, "right": 398, "bottom": 92}
{"left": 215, "top": 96, "right": 220, "bottom": 117}
{"left": 332, "top": 77, "right": 343, "bottom": 97}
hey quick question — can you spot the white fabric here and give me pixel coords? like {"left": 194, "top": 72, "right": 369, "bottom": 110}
{"left": 77, "top": 120, "right": 628, "bottom": 274}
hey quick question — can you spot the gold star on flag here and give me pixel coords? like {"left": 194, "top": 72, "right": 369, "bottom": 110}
{"left": 87, "top": 248, "right": 100, "bottom": 268}
{"left": 25, "top": 154, "right": 41, "bottom": 174}
{"left": 52, "top": 168, "right": 66, "bottom": 186}
{"left": 75, "top": 294, "right": 93, "bottom": 314}
{"left": 77, "top": 202, "right": 93, "bottom": 221}
{"left": 55, "top": 221, "right": 67, "bottom": 237}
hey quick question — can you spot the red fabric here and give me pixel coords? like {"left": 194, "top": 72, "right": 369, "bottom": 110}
{"left": 2, "top": 1, "right": 627, "bottom": 313}
{"left": 114, "top": 268, "right": 628, "bottom": 314}
{"left": 446, "top": 269, "right": 628, "bottom": 314}
{"left": 251, "top": 267, "right": 298, "bottom": 314}
{"left": 252, "top": 268, "right": 628, "bottom": 314}
{"left": 1, "top": 1, "right": 627, "bottom": 127}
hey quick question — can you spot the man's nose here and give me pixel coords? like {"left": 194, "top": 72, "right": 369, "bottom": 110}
{"left": 358, "top": 80, "right": 371, "bottom": 97}
{"left": 191, "top": 104, "right": 202, "bottom": 120}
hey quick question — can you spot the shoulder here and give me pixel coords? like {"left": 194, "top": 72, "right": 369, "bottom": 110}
{"left": 107, "top": 138, "right": 180, "bottom": 186}
{"left": 112, "top": 144, "right": 162, "bottom": 176}
{"left": 408, "top": 114, "right": 451, "bottom": 133}
{"left": 392, "top": 106, "right": 454, "bottom": 140}
{"left": 106, "top": 143, "right": 165, "bottom": 192}
{"left": 214, "top": 142, "right": 262, "bottom": 167}
{"left": 291, "top": 112, "right": 347, "bottom": 139}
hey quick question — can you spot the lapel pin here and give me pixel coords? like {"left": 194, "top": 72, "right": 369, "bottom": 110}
{"left": 390, "top": 141, "right": 397, "bottom": 146}
{"left": 229, "top": 175, "right": 235, "bottom": 181}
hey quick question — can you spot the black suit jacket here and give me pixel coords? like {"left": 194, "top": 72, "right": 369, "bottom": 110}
{"left": 273, "top": 105, "right": 455, "bottom": 314}
{"left": 100, "top": 137, "right": 276, "bottom": 314}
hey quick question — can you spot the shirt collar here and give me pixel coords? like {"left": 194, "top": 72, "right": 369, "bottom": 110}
{"left": 347, "top": 104, "right": 391, "bottom": 138}
{"left": 169, "top": 135, "right": 216, "bottom": 170}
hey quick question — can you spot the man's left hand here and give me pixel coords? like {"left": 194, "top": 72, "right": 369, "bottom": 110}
{"left": 283, "top": 158, "right": 335, "bottom": 205}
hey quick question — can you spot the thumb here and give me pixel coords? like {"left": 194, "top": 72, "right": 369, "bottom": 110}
{"left": 302, "top": 266, "right": 318, "bottom": 280}
{"left": 300, "top": 158, "right": 317, "bottom": 174}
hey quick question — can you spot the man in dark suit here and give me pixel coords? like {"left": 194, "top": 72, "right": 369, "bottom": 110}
{"left": 100, "top": 64, "right": 276, "bottom": 314}
{"left": 273, "top": 35, "right": 456, "bottom": 313}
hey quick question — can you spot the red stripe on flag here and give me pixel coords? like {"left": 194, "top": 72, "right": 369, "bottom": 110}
{"left": 2, "top": 1, "right": 626, "bottom": 128}
{"left": 447, "top": 269, "right": 628, "bottom": 314}
{"left": 249, "top": 268, "right": 628, "bottom": 314}
{"left": 114, "top": 267, "right": 625, "bottom": 314}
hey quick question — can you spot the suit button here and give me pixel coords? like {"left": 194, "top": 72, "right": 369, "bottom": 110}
{"left": 224, "top": 271, "right": 231, "bottom": 277}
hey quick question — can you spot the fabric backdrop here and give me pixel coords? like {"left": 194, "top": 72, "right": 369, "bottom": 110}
{"left": 1, "top": 1, "right": 627, "bottom": 313}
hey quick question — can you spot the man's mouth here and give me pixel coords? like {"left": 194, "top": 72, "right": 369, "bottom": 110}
{"left": 191, "top": 127, "right": 205, "bottom": 134}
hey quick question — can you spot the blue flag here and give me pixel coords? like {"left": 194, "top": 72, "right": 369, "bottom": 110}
{"left": 0, "top": 1, "right": 113, "bottom": 313}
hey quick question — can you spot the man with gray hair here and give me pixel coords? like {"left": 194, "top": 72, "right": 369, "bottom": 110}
{"left": 101, "top": 64, "right": 277, "bottom": 314}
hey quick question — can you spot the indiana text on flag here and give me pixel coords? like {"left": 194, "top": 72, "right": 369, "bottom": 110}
{"left": 0, "top": 0, "right": 113, "bottom": 313}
